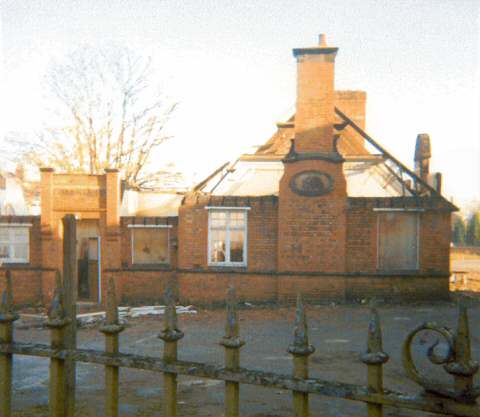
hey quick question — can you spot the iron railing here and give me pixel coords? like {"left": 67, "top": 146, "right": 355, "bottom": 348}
{"left": 0, "top": 269, "right": 479, "bottom": 417}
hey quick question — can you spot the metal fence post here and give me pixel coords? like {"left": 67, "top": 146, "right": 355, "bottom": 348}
{"left": 100, "top": 278, "right": 124, "bottom": 417}
{"left": 220, "top": 286, "right": 245, "bottom": 417}
{"left": 159, "top": 286, "right": 184, "bottom": 417}
{"left": 361, "top": 308, "right": 389, "bottom": 417}
{"left": 0, "top": 271, "right": 19, "bottom": 417}
{"left": 445, "top": 304, "right": 479, "bottom": 403}
{"left": 288, "top": 294, "right": 315, "bottom": 417}
{"left": 46, "top": 276, "right": 71, "bottom": 417}
{"left": 62, "top": 214, "right": 77, "bottom": 417}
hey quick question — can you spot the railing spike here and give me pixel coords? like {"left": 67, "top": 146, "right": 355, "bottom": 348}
{"left": 158, "top": 284, "right": 183, "bottom": 417}
{"left": 288, "top": 293, "right": 315, "bottom": 356}
{"left": 362, "top": 308, "right": 389, "bottom": 364}
{"left": 221, "top": 285, "right": 245, "bottom": 349}
{"left": 456, "top": 303, "right": 471, "bottom": 363}
{"left": 225, "top": 285, "right": 239, "bottom": 339}
{"left": 0, "top": 270, "right": 17, "bottom": 417}
{"left": 362, "top": 308, "right": 388, "bottom": 417}
{"left": 0, "top": 271, "right": 15, "bottom": 318}
{"left": 106, "top": 278, "right": 119, "bottom": 325}
{"left": 164, "top": 285, "right": 177, "bottom": 332}
{"left": 55, "top": 270, "right": 62, "bottom": 291}
{"left": 444, "top": 302, "right": 479, "bottom": 399}
{"left": 367, "top": 308, "right": 384, "bottom": 355}
{"left": 159, "top": 285, "right": 183, "bottom": 343}
{"left": 288, "top": 293, "right": 314, "bottom": 417}
{"left": 221, "top": 285, "right": 244, "bottom": 417}
{"left": 48, "top": 281, "right": 65, "bottom": 322}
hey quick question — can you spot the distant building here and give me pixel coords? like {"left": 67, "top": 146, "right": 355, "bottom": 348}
{"left": 0, "top": 35, "right": 456, "bottom": 305}
{"left": 0, "top": 171, "right": 28, "bottom": 215}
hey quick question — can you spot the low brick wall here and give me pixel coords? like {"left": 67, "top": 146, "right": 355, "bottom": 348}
{"left": 0, "top": 269, "right": 43, "bottom": 306}
{"left": 177, "top": 272, "right": 277, "bottom": 305}
{"left": 177, "top": 271, "right": 450, "bottom": 305}
{"left": 345, "top": 275, "right": 450, "bottom": 302}
{"left": 104, "top": 269, "right": 175, "bottom": 305}
{"left": 0, "top": 268, "right": 451, "bottom": 307}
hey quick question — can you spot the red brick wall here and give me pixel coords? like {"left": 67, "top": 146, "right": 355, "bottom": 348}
{"left": 335, "top": 91, "right": 366, "bottom": 130}
{"left": 346, "top": 205, "right": 377, "bottom": 272}
{"left": 345, "top": 275, "right": 449, "bottom": 301}
{"left": 177, "top": 272, "right": 277, "bottom": 305}
{"left": 0, "top": 269, "right": 43, "bottom": 306}
{"left": 335, "top": 91, "right": 367, "bottom": 155}
{"left": 104, "top": 269, "right": 175, "bottom": 305}
{"left": 177, "top": 271, "right": 449, "bottom": 305}
{"left": 178, "top": 196, "right": 278, "bottom": 271}
{"left": 419, "top": 210, "right": 451, "bottom": 273}
{"left": 346, "top": 199, "right": 452, "bottom": 275}
{"left": 294, "top": 52, "right": 336, "bottom": 153}
{"left": 278, "top": 160, "right": 347, "bottom": 272}
{"left": 178, "top": 203, "right": 208, "bottom": 269}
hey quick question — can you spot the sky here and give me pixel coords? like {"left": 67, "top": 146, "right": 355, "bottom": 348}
{"left": 0, "top": 0, "right": 479, "bottom": 206}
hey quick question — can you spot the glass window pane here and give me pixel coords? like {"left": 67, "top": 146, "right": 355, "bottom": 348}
{"left": 210, "top": 229, "right": 226, "bottom": 262}
{"left": 229, "top": 211, "right": 245, "bottom": 228}
{"left": 229, "top": 230, "right": 244, "bottom": 263}
{"left": 0, "top": 228, "right": 9, "bottom": 241}
{"left": 210, "top": 211, "right": 227, "bottom": 228}
{"left": 0, "top": 244, "right": 9, "bottom": 258}
{"left": 133, "top": 228, "right": 169, "bottom": 264}
{"left": 13, "top": 243, "right": 28, "bottom": 260}
{"left": 13, "top": 228, "right": 29, "bottom": 242}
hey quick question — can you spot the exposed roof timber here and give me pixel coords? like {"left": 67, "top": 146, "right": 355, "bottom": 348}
{"left": 382, "top": 160, "right": 416, "bottom": 197}
{"left": 193, "top": 162, "right": 230, "bottom": 192}
{"left": 210, "top": 159, "right": 241, "bottom": 194}
{"left": 334, "top": 107, "right": 457, "bottom": 210}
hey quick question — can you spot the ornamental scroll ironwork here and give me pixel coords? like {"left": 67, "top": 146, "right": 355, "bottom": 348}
{"left": 402, "top": 305, "right": 480, "bottom": 402}
{"left": 289, "top": 170, "right": 333, "bottom": 197}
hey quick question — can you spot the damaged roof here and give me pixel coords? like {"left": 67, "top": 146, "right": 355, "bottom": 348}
{"left": 120, "top": 189, "right": 184, "bottom": 217}
{"left": 194, "top": 103, "right": 455, "bottom": 210}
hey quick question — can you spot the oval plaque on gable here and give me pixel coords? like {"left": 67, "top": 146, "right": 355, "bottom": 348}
{"left": 289, "top": 170, "right": 333, "bottom": 197}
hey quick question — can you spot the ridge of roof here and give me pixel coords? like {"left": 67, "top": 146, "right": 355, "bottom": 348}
{"left": 334, "top": 107, "right": 457, "bottom": 211}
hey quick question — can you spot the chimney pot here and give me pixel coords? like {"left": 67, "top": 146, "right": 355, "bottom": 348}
{"left": 319, "top": 34, "right": 327, "bottom": 46}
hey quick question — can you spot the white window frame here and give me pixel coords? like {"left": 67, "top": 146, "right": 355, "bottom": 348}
{"left": 129, "top": 224, "right": 172, "bottom": 265}
{"left": 207, "top": 207, "right": 249, "bottom": 267}
{"left": 0, "top": 223, "right": 31, "bottom": 264}
{"left": 375, "top": 210, "right": 420, "bottom": 271}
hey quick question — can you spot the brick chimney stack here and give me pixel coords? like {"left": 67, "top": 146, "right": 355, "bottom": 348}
{"left": 293, "top": 34, "right": 338, "bottom": 154}
{"left": 278, "top": 35, "right": 347, "bottom": 274}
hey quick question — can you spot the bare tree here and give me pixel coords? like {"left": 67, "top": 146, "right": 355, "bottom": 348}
{"left": 6, "top": 46, "right": 177, "bottom": 189}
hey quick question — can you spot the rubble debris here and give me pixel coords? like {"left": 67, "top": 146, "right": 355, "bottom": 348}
{"left": 18, "top": 305, "right": 197, "bottom": 328}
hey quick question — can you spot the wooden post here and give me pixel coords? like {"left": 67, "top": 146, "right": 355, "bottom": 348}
{"left": 100, "top": 278, "right": 124, "bottom": 417}
{"left": 220, "top": 286, "right": 244, "bottom": 417}
{"left": 47, "top": 277, "right": 71, "bottom": 417}
{"left": 158, "top": 286, "right": 184, "bottom": 417}
{"left": 0, "top": 271, "right": 19, "bottom": 417}
{"left": 361, "top": 308, "right": 389, "bottom": 417}
{"left": 445, "top": 304, "right": 479, "bottom": 403}
{"left": 62, "top": 214, "right": 77, "bottom": 417}
{"left": 288, "top": 294, "right": 314, "bottom": 417}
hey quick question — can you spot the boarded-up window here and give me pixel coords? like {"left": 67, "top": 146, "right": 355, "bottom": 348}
{"left": 377, "top": 212, "right": 419, "bottom": 271}
{"left": 131, "top": 228, "right": 169, "bottom": 265}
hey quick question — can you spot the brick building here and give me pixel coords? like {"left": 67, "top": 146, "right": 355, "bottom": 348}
{"left": 0, "top": 36, "right": 456, "bottom": 305}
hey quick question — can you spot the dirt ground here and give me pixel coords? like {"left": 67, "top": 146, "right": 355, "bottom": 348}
{"left": 9, "top": 299, "right": 480, "bottom": 417}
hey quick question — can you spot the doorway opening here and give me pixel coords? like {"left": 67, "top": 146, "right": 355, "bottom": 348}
{"left": 77, "top": 220, "right": 101, "bottom": 303}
